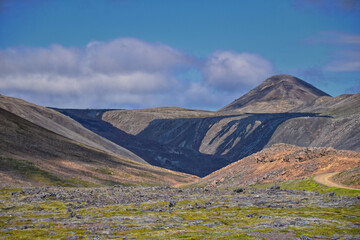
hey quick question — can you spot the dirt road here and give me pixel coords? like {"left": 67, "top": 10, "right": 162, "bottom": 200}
{"left": 313, "top": 172, "right": 359, "bottom": 190}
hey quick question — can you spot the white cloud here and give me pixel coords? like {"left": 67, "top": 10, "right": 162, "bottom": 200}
{"left": 0, "top": 38, "right": 191, "bottom": 108}
{"left": 0, "top": 38, "right": 274, "bottom": 109}
{"left": 202, "top": 51, "right": 274, "bottom": 91}
{"left": 324, "top": 50, "right": 360, "bottom": 72}
{"left": 306, "top": 32, "right": 360, "bottom": 72}
{"left": 83, "top": 38, "right": 192, "bottom": 74}
{"left": 0, "top": 45, "right": 81, "bottom": 75}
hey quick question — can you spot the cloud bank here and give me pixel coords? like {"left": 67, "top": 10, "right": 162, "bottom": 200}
{"left": 0, "top": 38, "right": 274, "bottom": 109}
{"left": 203, "top": 51, "right": 273, "bottom": 91}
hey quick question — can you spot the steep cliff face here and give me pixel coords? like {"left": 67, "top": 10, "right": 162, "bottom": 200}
{"left": 218, "top": 74, "right": 330, "bottom": 113}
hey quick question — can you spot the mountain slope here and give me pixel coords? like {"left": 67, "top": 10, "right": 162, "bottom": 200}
{"left": 267, "top": 92, "right": 360, "bottom": 151}
{"left": 0, "top": 108, "right": 198, "bottom": 187}
{"left": 0, "top": 95, "right": 146, "bottom": 164}
{"left": 195, "top": 144, "right": 360, "bottom": 188}
{"left": 56, "top": 108, "right": 228, "bottom": 177}
{"left": 218, "top": 74, "right": 330, "bottom": 113}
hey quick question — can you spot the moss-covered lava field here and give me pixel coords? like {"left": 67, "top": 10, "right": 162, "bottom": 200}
{"left": 1, "top": 178, "right": 359, "bottom": 239}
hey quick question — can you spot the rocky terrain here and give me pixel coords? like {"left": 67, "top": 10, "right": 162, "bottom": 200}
{"left": 195, "top": 143, "right": 360, "bottom": 189}
{"left": 1, "top": 183, "right": 359, "bottom": 239}
{"left": 0, "top": 108, "right": 198, "bottom": 188}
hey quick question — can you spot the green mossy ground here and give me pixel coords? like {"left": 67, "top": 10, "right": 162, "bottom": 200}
{"left": 251, "top": 177, "right": 360, "bottom": 197}
{"left": 1, "top": 181, "right": 359, "bottom": 239}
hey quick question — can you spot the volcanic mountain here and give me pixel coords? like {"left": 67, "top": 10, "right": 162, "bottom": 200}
{"left": 218, "top": 74, "right": 330, "bottom": 113}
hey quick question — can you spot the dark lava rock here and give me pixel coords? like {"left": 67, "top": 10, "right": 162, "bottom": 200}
{"left": 270, "top": 185, "right": 280, "bottom": 190}
{"left": 168, "top": 200, "right": 176, "bottom": 208}
{"left": 68, "top": 211, "right": 76, "bottom": 218}
{"left": 234, "top": 188, "right": 244, "bottom": 193}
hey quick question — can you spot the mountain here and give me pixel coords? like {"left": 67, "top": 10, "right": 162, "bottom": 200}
{"left": 0, "top": 94, "right": 146, "bottom": 164}
{"left": 218, "top": 74, "right": 330, "bottom": 113}
{"left": 54, "top": 75, "right": 359, "bottom": 177}
{"left": 2, "top": 74, "right": 357, "bottom": 179}
{"left": 195, "top": 143, "right": 360, "bottom": 188}
{"left": 0, "top": 108, "right": 198, "bottom": 187}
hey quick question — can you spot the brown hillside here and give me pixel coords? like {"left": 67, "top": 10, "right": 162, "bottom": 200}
{"left": 0, "top": 94, "right": 146, "bottom": 164}
{"left": 196, "top": 144, "right": 360, "bottom": 188}
{"left": 0, "top": 108, "right": 198, "bottom": 188}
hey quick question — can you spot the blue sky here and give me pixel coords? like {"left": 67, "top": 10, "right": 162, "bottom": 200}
{"left": 0, "top": 0, "right": 359, "bottom": 109}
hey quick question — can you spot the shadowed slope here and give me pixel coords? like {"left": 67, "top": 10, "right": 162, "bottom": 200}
{"left": 0, "top": 108, "right": 198, "bottom": 187}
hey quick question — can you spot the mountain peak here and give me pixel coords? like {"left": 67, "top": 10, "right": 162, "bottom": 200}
{"left": 218, "top": 74, "right": 330, "bottom": 113}
{"left": 264, "top": 74, "right": 299, "bottom": 82}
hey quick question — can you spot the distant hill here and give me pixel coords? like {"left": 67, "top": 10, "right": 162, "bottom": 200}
{"left": 0, "top": 108, "right": 198, "bottom": 187}
{"left": 218, "top": 74, "right": 330, "bottom": 113}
